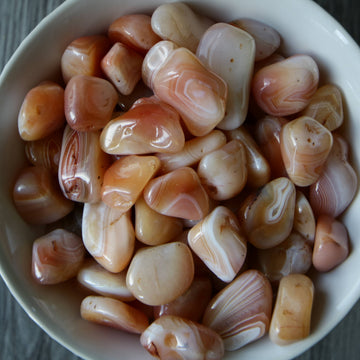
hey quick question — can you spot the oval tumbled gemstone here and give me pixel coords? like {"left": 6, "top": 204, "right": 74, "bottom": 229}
{"left": 202, "top": 269, "right": 273, "bottom": 351}
{"left": 255, "top": 232, "right": 313, "bottom": 284}
{"left": 141, "top": 315, "right": 224, "bottom": 360}
{"left": 108, "top": 14, "right": 161, "bottom": 54}
{"left": 157, "top": 130, "right": 226, "bottom": 174}
{"left": 100, "top": 96, "right": 185, "bottom": 155}
{"left": 143, "top": 167, "right": 209, "bottom": 221}
{"left": 77, "top": 259, "right": 135, "bottom": 301}
{"left": 101, "top": 42, "right": 144, "bottom": 96}
{"left": 126, "top": 242, "right": 194, "bottom": 306}
{"left": 151, "top": 2, "right": 214, "bottom": 52}
{"left": 80, "top": 295, "right": 149, "bottom": 334}
{"left": 293, "top": 190, "right": 316, "bottom": 243}
{"left": 230, "top": 18, "right": 281, "bottom": 61}
{"left": 58, "top": 126, "right": 111, "bottom": 203}
{"left": 312, "top": 215, "right": 349, "bottom": 272}
{"left": 238, "top": 177, "right": 296, "bottom": 249}
{"left": 61, "top": 35, "right": 111, "bottom": 83}
{"left": 101, "top": 155, "right": 160, "bottom": 212}
{"left": 197, "top": 22, "right": 255, "bottom": 130}
{"left": 254, "top": 115, "right": 288, "bottom": 179}
{"left": 25, "top": 129, "right": 63, "bottom": 175}
{"left": 32, "top": 229, "right": 85, "bottom": 285}
{"left": 309, "top": 134, "right": 357, "bottom": 218}
{"left": 188, "top": 206, "right": 247, "bottom": 283}
{"left": 197, "top": 139, "right": 247, "bottom": 200}
{"left": 142, "top": 42, "right": 227, "bottom": 136}
{"left": 13, "top": 166, "right": 74, "bottom": 224}
{"left": 82, "top": 202, "right": 135, "bottom": 273}
{"left": 18, "top": 81, "right": 65, "bottom": 141}
{"left": 135, "top": 195, "right": 183, "bottom": 246}
{"left": 280, "top": 116, "right": 333, "bottom": 187}
{"left": 269, "top": 274, "right": 314, "bottom": 345}
{"left": 301, "top": 84, "right": 343, "bottom": 131}
{"left": 225, "top": 127, "right": 271, "bottom": 188}
{"left": 154, "top": 277, "right": 212, "bottom": 322}
{"left": 64, "top": 75, "right": 118, "bottom": 131}
{"left": 252, "top": 55, "right": 319, "bottom": 116}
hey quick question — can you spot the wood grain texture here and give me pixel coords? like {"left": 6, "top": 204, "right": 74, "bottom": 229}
{"left": 0, "top": 0, "right": 360, "bottom": 359}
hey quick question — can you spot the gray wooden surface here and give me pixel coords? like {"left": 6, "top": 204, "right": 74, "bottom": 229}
{"left": 1, "top": 0, "right": 360, "bottom": 359}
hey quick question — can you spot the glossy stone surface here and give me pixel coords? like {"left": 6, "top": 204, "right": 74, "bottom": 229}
{"left": 269, "top": 274, "right": 314, "bottom": 345}
{"left": 140, "top": 315, "right": 224, "bottom": 360}
{"left": 188, "top": 206, "right": 247, "bottom": 282}
{"left": 126, "top": 242, "right": 194, "bottom": 306}
{"left": 82, "top": 202, "right": 135, "bottom": 273}
{"left": 203, "top": 270, "right": 273, "bottom": 350}
{"left": 32, "top": 229, "right": 85, "bottom": 285}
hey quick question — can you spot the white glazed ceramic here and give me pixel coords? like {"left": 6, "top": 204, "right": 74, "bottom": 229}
{"left": 1, "top": 0, "right": 360, "bottom": 359}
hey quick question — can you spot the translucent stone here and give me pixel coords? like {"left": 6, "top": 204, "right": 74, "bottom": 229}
{"left": 32, "top": 229, "right": 85, "bottom": 285}
{"left": 80, "top": 295, "right": 149, "bottom": 334}
{"left": 117, "top": 80, "right": 154, "bottom": 112}
{"left": 202, "top": 270, "right": 273, "bottom": 351}
{"left": 143, "top": 167, "right": 209, "bottom": 221}
{"left": 151, "top": 2, "right": 214, "bottom": 52}
{"left": 82, "top": 202, "right": 135, "bottom": 273}
{"left": 108, "top": 14, "right": 161, "bottom": 54}
{"left": 252, "top": 55, "right": 319, "bottom": 116}
{"left": 301, "top": 84, "right": 343, "bottom": 131}
{"left": 225, "top": 127, "right": 271, "bottom": 188}
{"left": 197, "top": 139, "right": 247, "bottom": 201}
{"left": 157, "top": 130, "right": 226, "bottom": 174}
{"left": 254, "top": 115, "right": 288, "bottom": 179}
{"left": 154, "top": 277, "right": 212, "bottom": 322}
{"left": 230, "top": 18, "right": 281, "bottom": 61}
{"left": 101, "top": 155, "right": 160, "bottom": 212}
{"left": 269, "top": 274, "right": 314, "bottom": 345}
{"left": 58, "top": 126, "right": 111, "bottom": 203}
{"left": 188, "top": 206, "right": 247, "bottom": 283}
{"left": 77, "top": 259, "right": 135, "bottom": 301}
{"left": 309, "top": 133, "right": 357, "bottom": 218}
{"left": 142, "top": 41, "right": 227, "bottom": 136}
{"left": 293, "top": 190, "right": 316, "bottom": 243}
{"left": 13, "top": 166, "right": 74, "bottom": 224}
{"left": 197, "top": 22, "right": 255, "bottom": 130}
{"left": 238, "top": 177, "right": 296, "bottom": 249}
{"left": 100, "top": 96, "right": 185, "bottom": 155}
{"left": 101, "top": 42, "right": 143, "bottom": 96}
{"left": 18, "top": 81, "right": 65, "bottom": 141}
{"left": 280, "top": 116, "right": 333, "bottom": 187}
{"left": 126, "top": 242, "right": 194, "bottom": 305}
{"left": 255, "top": 232, "right": 313, "bottom": 284}
{"left": 141, "top": 315, "right": 224, "bottom": 360}
{"left": 135, "top": 195, "right": 183, "bottom": 246}
{"left": 64, "top": 75, "right": 118, "bottom": 131}
{"left": 312, "top": 215, "right": 349, "bottom": 272}
{"left": 61, "top": 35, "right": 111, "bottom": 83}
{"left": 25, "top": 129, "right": 63, "bottom": 174}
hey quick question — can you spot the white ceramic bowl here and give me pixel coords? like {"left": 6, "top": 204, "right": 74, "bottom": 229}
{"left": 1, "top": 0, "right": 360, "bottom": 359}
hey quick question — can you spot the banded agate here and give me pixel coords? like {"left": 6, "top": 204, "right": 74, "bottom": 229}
{"left": 203, "top": 270, "right": 273, "bottom": 350}
{"left": 82, "top": 202, "right": 135, "bottom": 273}
{"left": 238, "top": 177, "right": 296, "bottom": 249}
{"left": 141, "top": 315, "right": 224, "bottom": 360}
{"left": 58, "top": 126, "right": 111, "bottom": 203}
{"left": 197, "top": 22, "right": 255, "bottom": 130}
{"left": 80, "top": 295, "right": 149, "bottom": 334}
{"left": 188, "top": 206, "right": 247, "bottom": 283}
{"left": 32, "top": 229, "right": 85, "bottom": 285}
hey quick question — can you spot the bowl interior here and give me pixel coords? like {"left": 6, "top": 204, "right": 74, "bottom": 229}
{"left": 1, "top": 0, "right": 360, "bottom": 359}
